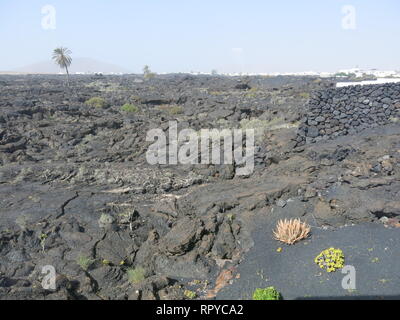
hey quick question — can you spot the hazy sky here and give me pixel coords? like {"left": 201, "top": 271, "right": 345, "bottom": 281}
{"left": 0, "top": 0, "right": 399, "bottom": 73}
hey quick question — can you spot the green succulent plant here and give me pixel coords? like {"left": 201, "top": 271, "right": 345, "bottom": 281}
{"left": 315, "top": 247, "right": 345, "bottom": 272}
{"left": 127, "top": 267, "right": 146, "bottom": 284}
{"left": 77, "top": 255, "right": 94, "bottom": 271}
{"left": 85, "top": 97, "right": 107, "bottom": 108}
{"left": 252, "top": 287, "right": 282, "bottom": 300}
{"left": 121, "top": 103, "right": 139, "bottom": 113}
{"left": 184, "top": 290, "right": 197, "bottom": 299}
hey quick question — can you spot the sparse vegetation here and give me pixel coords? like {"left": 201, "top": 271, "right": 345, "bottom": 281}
{"left": 121, "top": 103, "right": 139, "bottom": 113}
{"left": 252, "top": 287, "right": 282, "bottom": 300}
{"left": 209, "top": 90, "right": 225, "bottom": 95}
{"left": 169, "top": 105, "right": 183, "bottom": 115}
{"left": 184, "top": 290, "right": 197, "bottom": 299}
{"left": 226, "top": 213, "right": 235, "bottom": 223}
{"left": 158, "top": 104, "right": 183, "bottom": 115}
{"left": 4, "top": 71, "right": 399, "bottom": 300}
{"left": 127, "top": 267, "right": 146, "bottom": 284}
{"left": 85, "top": 97, "right": 107, "bottom": 108}
{"left": 98, "top": 213, "right": 115, "bottom": 228}
{"left": 273, "top": 218, "right": 310, "bottom": 245}
{"left": 239, "top": 117, "right": 289, "bottom": 142}
{"left": 245, "top": 87, "right": 259, "bottom": 98}
{"left": 299, "top": 92, "right": 310, "bottom": 99}
{"left": 240, "top": 117, "right": 285, "bottom": 130}
{"left": 77, "top": 255, "right": 94, "bottom": 271}
{"left": 102, "top": 259, "right": 111, "bottom": 266}
{"left": 39, "top": 233, "right": 48, "bottom": 253}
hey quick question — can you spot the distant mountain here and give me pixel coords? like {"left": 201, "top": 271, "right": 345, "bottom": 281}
{"left": 11, "top": 57, "right": 131, "bottom": 74}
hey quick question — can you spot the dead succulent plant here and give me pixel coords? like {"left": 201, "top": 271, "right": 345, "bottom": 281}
{"left": 273, "top": 218, "right": 311, "bottom": 245}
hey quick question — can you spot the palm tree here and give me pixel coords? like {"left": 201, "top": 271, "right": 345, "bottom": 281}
{"left": 143, "top": 65, "right": 150, "bottom": 74}
{"left": 52, "top": 47, "right": 72, "bottom": 85}
{"left": 143, "top": 65, "right": 155, "bottom": 80}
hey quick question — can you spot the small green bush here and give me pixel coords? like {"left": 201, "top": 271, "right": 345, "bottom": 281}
{"left": 157, "top": 104, "right": 183, "bottom": 115}
{"left": 127, "top": 267, "right": 146, "bottom": 284}
{"left": 184, "top": 290, "right": 197, "bottom": 299}
{"left": 169, "top": 105, "right": 183, "bottom": 115}
{"left": 144, "top": 72, "right": 156, "bottom": 80}
{"left": 252, "top": 287, "right": 282, "bottom": 300}
{"left": 299, "top": 92, "right": 310, "bottom": 99}
{"left": 245, "top": 87, "right": 259, "bottom": 98}
{"left": 121, "top": 103, "right": 139, "bottom": 113}
{"left": 315, "top": 247, "right": 345, "bottom": 272}
{"left": 77, "top": 255, "right": 94, "bottom": 271}
{"left": 85, "top": 97, "right": 107, "bottom": 108}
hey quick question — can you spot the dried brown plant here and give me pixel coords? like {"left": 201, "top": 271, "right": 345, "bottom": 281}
{"left": 273, "top": 218, "right": 311, "bottom": 245}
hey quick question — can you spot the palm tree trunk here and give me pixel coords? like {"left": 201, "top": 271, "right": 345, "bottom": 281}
{"left": 65, "top": 66, "right": 70, "bottom": 87}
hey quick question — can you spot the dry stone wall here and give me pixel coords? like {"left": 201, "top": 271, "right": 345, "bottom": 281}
{"left": 296, "top": 83, "right": 400, "bottom": 145}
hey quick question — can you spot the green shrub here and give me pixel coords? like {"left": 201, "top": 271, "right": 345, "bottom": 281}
{"left": 121, "top": 103, "right": 139, "bottom": 113}
{"left": 157, "top": 104, "right": 183, "bottom": 115}
{"left": 127, "top": 267, "right": 146, "bottom": 284}
{"left": 85, "top": 97, "right": 107, "bottom": 108}
{"left": 315, "top": 247, "right": 345, "bottom": 272}
{"left": 252, "top": 287, "right": 282, "bottom": 300}
{"left": 169, "top": 105, "right": 183, "bottom": 115}
{"left": 144, "top": 72, "right": 156, "bottom": 80}
{"left": 77, "top": 255, "right": 94, "bottom": 271}
{"left": 299, "top": 92, "right": 310, "bottom": 99}
{"left": 245, "top": 87, "right": 259, "bottom": 98}
{"left": 184, "top": 290, "right": 197, "bottom": 299}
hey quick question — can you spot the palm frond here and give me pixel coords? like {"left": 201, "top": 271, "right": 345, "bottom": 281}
{"left": 52, "top": 47, "right": 72, "bottom": 69}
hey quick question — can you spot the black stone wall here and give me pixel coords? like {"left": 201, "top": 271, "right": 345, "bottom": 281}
{"left": 296, "top": 82, "right": 400, "bottom": 145}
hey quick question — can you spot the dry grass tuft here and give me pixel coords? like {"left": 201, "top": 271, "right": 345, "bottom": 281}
{"left": 273, "top": 218, "right": 310, "bottom": 245}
